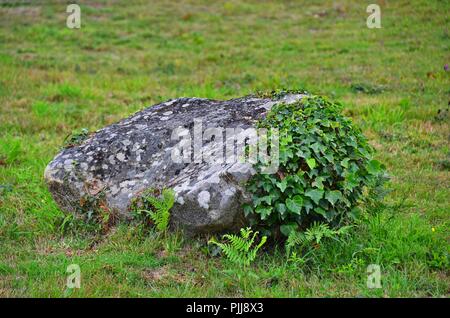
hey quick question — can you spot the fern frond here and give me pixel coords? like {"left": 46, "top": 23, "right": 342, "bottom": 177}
{"left": 248, "top": 235, "right": 267, "bottom": 262}
{"left": 141, "top": 188, "right": 174, "bottom": 232}
{"left": 209, "top": 227, "right": 267, "bottom": 266}
{"left": 336, "top": 225, "right": 354, "bottom": 236}
{"left": 286, "top": 230, "right": 306, "bottom": 254}
{"left": 286, "top": 222, "right": 354, "bottom": 254}
{"left": 162, "top": 188, "right": 175, "bottom": 209}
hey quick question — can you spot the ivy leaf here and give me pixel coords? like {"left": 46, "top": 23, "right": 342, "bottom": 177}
{"left": 276, "top": 179, "right": 287, "bottom": 192}
{"left": 325, "top": 190, "right": 342, "bottom": 206}
{"left": 296, "top": 149, "right": 306, "bottom": 158}
{"left": 275, "top": 203, "right": 286, "bottom": 215}
{"left": 330, "top": 121, "right": 340, "bottom": 129}
{"left": 286, "top": 195, "right": 303, "bottom": 214}
{"left": 341, "top": 158, "right": 350, "bottom": 168}
{"left": 367, "top": 159, "right": 382, "bottom": 175}
{"left": 306, "top": 158, "right": 316, "bottom": 170}
{"left": 243, "top": 204, "right": 253, "bottom": 217}
{"left": 325, "top": 209, "right": 337, "bottom": 222}
{"left": 256, "top": 206, "right": 272, "bottom": 220}
{"left": 262, "top": 182, "right": 273, "bottom": 192}
{"left": 303, "top": 199, "right": 313, "bottom": 214}
{"left": 312, "top": 176, "right": 325, "bottom": 189}
{"left": 260, "top": 195, "right": 273, "bottom": 205}
{"left": 280, "top": 223, "right": 298, "bottom": 236}
{"left": 305, "top": 189, "right": 324, "bottom": 204}
{"left": 324, "top": 153, "right": 334, "bottom": 162}
{"left": 349, "top": 207, "right": 361, "bottom": 220}
{"left": 344, "top": 172, "right": 359, "bottom": 191}
{"left": 310, "top": 142, "right": 321, "bottom": 154}
{"left": 314, "top": 207, "right": 327, "bottom": 218}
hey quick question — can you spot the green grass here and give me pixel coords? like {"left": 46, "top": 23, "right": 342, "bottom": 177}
{"left": 0, "top": 0, "right": 449, "bottom": 297}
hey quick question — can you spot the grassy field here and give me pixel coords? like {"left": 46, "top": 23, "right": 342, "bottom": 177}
{"left": 0, "top": 0, "right": 449, "bottom": 297}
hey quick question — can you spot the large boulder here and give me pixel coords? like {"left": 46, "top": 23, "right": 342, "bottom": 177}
{"left": 44, "top": 93, "right": 304, "bottom": 234}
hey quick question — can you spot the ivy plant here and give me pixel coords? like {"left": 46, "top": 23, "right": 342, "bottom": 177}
{"left": 244, "top": 93, "right": 387, "bottom": 239}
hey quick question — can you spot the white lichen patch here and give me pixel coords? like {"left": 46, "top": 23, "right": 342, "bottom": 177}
{"left": 116, "top": 153, "right": 126, "bottom": 162}
{"left": 108, "top": 155, "right": 116, "bottom": 165}
{"left": 177, "top": 195, "right": 185, "bottom": 205}
{"left": 165, "top": 99, "right": 177, "bottom": 106}
{"left": 110, "top": 185, "right": 120, "bottom": 195}
{"left": 197, "top": 190, "right": 210, "bottom": 210}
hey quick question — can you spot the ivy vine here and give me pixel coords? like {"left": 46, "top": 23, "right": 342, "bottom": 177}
{"left": 244, "top": 93, "right": 387, "bottom": 239}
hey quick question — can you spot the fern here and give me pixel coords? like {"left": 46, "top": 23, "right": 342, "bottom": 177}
{"left": 286, "top": 231, "right": 307, "bottom": 255}
{"left": 209, "top": 227, "right": 267, "bottom": 266}
{"left": 140, "top": 188, "right": 174, "bottom": 232}
{"left": 287, "top": 251, "right": 306, "bottom": 268}
{"left": 286, "top": 222, "right": 353, "bottom": 255}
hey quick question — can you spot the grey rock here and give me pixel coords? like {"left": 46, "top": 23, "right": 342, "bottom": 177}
{"left": 44, "top": 94, "right": 305, "bottom": 234}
